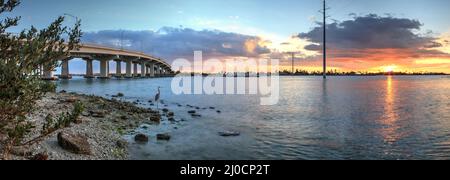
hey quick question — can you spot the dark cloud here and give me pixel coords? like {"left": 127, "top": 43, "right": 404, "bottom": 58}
{"left": 304, "top": 44, "right": 321, "bottom": 51}
{"left": 298, "top": 14, "right": 441, "bottom": 50}
{"left": 82, "top": 27, "right": 271, "bottom": 61}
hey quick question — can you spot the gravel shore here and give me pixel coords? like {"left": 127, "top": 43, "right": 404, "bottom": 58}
{"left": 8, "top": 92, "right": 161, "bottom": 160}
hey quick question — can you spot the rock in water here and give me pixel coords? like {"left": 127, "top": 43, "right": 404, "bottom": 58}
{"left": 57, "top": 132, "right": 91, "bottom": 155}
{"left": 157, "top": 133, "right": 171, "bottom": 141}
{"left": 191, "top": 113, "right": 202, "bottom": 117}
{"left": 134, "top": 134, "right": 149, "bottom": 143}
{"left": 150, "top": 116, "right": 161, "bottom": 123}
{"left": 218, "top": 131, "right": 240, "bottom": 137}
{"left": 188, "top": 110, "right": 196, "bottom": 114}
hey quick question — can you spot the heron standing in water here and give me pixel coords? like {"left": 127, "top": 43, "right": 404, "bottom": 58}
{"left": 155, "top": 87, "right": 161, "bottom": 109}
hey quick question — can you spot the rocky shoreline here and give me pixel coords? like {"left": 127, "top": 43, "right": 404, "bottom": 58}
{"left": 8, "top": 92, "right": 161, "bottom": 160}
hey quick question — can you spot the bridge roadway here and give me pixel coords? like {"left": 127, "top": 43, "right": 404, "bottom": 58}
{"left": 41, "top": 43, "right": 173, "bottom": 80}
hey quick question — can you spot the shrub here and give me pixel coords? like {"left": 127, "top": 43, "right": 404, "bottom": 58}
{"left": 0, "top": 0, "right": 82, "bottom": 159}
{"left": 41, "top": 101, "right": 85, "bottom": 135}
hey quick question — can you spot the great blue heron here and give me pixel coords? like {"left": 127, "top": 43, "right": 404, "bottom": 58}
{"left": 155, "top": 87, "right": 161, "bottom": 109}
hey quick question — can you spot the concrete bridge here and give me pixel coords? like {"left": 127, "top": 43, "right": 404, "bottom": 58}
{"left": 42, "top": 43, "right": 173, "bottom": 80}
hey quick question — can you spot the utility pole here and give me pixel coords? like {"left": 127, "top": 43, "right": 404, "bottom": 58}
{"left": 323, "top": 0, "right": 327, "bottom": 79}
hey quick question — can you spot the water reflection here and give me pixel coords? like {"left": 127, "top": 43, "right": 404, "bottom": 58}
{"left": 56, "top": 76, "right": 450, "bottom": 159}
{"left": 320, "top": 79, "right": 330, "bottom": 115}
{"left": 381, "top": 76, "right": 401, "bottom": 144}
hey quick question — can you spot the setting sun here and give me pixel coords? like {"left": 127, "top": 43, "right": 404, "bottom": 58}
{"left": 383, "top": 65, "right": 397, "bottom": 73}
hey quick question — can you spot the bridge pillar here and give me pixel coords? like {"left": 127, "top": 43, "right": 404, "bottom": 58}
{"left": 141, "top": 62, "right": 146, "bottom": 78}
{"left": 83, "top": 58, "right": 95, "bottom": 78}
{"left": 99, "top": 60, "right": 110, "bottom": 79}
{"left": 42, "top": 65, "right": 57, "bottom": 81}
{"left": 133, "top": 62, "right": 139, "bottom": 77}
{"left": 125, "top": 60, "right": 132, "bottom": 78}
{"left": 115, "top": 60, "right": 122, "bottom": 78}
{"left": 154, "top": 65, "right": 159, "bottom": 77}
{"left": 148, "top": 63, "right": 155, "bottom": 77}
{"left": 60, "top": 59, "right": 72, "bottom": 79}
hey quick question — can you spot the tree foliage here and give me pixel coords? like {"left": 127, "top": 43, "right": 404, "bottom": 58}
{"left": 0, "top": 0, "right": 82, "bottom": 158}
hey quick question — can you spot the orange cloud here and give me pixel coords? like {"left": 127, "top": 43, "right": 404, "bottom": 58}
{"left": 294, "top": 15, "right": 450, "bottom": 73}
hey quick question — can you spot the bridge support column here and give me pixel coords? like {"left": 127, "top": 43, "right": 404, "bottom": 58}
{"left": 133, "top": 62, "right": 138, "bottom": 77}
{"left": 141, "top": 62, "right": 146, "bottom": 78}
{"left": 115, "top": 60, "right": 122, "bottom": 78}
{"left": 60, "top": 59, "right": 72, "bottom": 79}
{"left": 148, "top": 63, "right": 155, "bottom": 77}
{"left": 42, "top": 65, "right": 57, "bottom": 80}
{"left": 84, "top": 58, "right": 95, "bottom": 78}
{"left": 99, "top": 60, "right": 110, "bottom": 79}
{"left": 154, "top": 65, "right": 159, "bottom": 77}
{"left": 125, "top": 60, "right": 132, "bottom": 78}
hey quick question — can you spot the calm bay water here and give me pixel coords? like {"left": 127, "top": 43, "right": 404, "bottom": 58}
{"left": 57, "top": 76, "right": 450, "bottom": 160}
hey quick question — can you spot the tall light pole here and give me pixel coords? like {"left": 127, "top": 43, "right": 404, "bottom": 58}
{"left": 322, "top": 0, "right": 327, "bottom": 79}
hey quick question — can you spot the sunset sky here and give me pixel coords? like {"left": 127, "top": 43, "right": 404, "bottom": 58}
{"left": 4, "top": 0, "right": 450, "bottom": 73}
